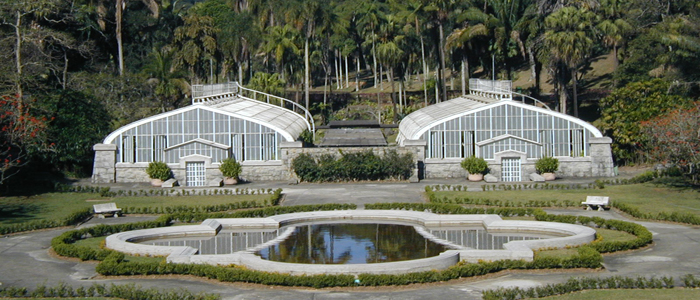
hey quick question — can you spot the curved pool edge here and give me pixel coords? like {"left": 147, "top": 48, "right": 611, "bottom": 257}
{"left": 104, "top": 210, "right": 597, "bottom": 275}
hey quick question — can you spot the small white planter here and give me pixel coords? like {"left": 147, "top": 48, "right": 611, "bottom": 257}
{"left": 542, "top": 172, "right": 556, "bottom": 181}
{"left": 468, "top": 173, "right": 484, "bottom": 182}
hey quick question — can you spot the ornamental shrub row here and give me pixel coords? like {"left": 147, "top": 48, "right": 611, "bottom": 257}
{"left": 426, "top": 186, "right": 580, "bottom": 208}
{"left": 366, "top": 202, "right": 538, "bottom": 217}
{"left": 0, "top": 282, "right": 219, "bottom": 300}
{"left": 532, "top": 210, "right": 652, "bottom": 253}
{"left": 51, "top": 204, "right": 357, "bottom": 261}
{"left": 292, "top": 149, "right": 413, "bottom": 182}
{"left": 0, "top": 207, "right": 92, "bottom": 235}
{"left": 91, "top": 246, "right": 600, "bottom": 288}
{"left": 482, "top": 275, "right": 681, "bottom": 300}
{"left": 365, "top": 203, "right": 653, "bottom": 253}
{"left": 613, "top": 201, "right": 700, "bottom": 225}
{"left": 55, "top": 183, "right": 277, "bottom": 198}
{"left": 121, "top": 188, "right": 283, "bottom": 214}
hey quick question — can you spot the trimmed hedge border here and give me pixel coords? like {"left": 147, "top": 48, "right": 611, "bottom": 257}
{"left": 1, "top": 189, "right": 283, "bottom": 236}
{"left": 0, "top": 282, "right": 219, "bottom": 300}
{"left": 51, "top": 204, "right": 357, "bottom": 261}
{"left": 364, "top": 203, "right": 653, "bottom": 253}
{"left": 50, "top": 203, "right": 655, "bottom": 288}
{"left": 482, "top": 274, "right": 700, "bottom": 300}
{"left": 56, "top": 183, "right": 279, "bottom": 198}
{"left": 0, "top": 207, "right": 92, "bottom": 235}
{"left": 426, "top": 186, "right": 581, "bottom": 208}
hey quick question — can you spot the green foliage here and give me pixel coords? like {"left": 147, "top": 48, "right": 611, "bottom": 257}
{"left": 145, "top": 161, "right": 171, "bottom": 180}
{"left": 599, "top": 79, "right": 690, "bottom": 163}
{"left": 0, "top": 207, "right": 92, "bottom": 235}
{"left": 292, "top": 150, "right": 413, "bottom": 182}
{"left": 219, "top": 157, "right": 242, "bottom": 178}
{"left": 247, "top": 72, "right": 286, "bottom": 98}
{"left": 482, "top": 275, "right": 680, "bottom": 300}
{"left": 460, "top": 156, "right": 488, "bottom": 174}
{"left": 0, "top": 282, "right": 219, "bottom": 299}
{"left": 535, "top": 156, "right": 559, "bottom": 174}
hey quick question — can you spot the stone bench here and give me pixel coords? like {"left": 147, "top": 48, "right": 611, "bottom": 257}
{"left": 581, "top": 196, "right": 609, "bottom": 211}
{"left": 93, "top": 203, "right": 122, "bottom": 218}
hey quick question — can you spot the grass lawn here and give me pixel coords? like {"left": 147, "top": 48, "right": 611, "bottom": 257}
{"left": 0, "top": 192, "right": 270, "bottom": 225}
{"left": 73, "top": 237, "right": 164, "bottom": 263}
{"left": 536, "top": 228, "right": 636, "bottom": 258}
{"left": 540, "top": 289, "right": 700, "bottom": 300}
{"left": 433, "top": 183, "right": 700, "bottom": 218}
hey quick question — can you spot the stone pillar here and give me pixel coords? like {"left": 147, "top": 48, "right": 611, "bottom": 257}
{"left": 280, "top": 141, "right": 304, "bottom": 182}
{"left": 92, "top": 143, "right": 117, "bottom": 183}
{"left": 589, "top": 137, "right": 614, "bottom": 177}
{"left": 402, "top": 139, "right": 427, "bottom": 181}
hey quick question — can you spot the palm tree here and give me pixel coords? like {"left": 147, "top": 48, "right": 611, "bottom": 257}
{"left": 596, "top": 0, "right": 633, "bottom": 72}
{"left": 423, "top": 0, "right": 462, "bottom": 102}
{"left": 446, "top": 6, "right": 490, "bottom": 95}
{"left": 171, "top": 13, "right": 219, "bottom": 84}
{"left": 142, "top": 47, "right": 189, "bottom": 111}
{"left": 544, "top": 6, "right": 597, "bottom": 116}
{"left": 263, "top": 25, "right": 301, "bottom": 83}
{"left": 376, "top": 14, "right": 406, "bottom": 123}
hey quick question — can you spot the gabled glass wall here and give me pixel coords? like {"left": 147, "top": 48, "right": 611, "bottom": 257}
{"left": 423, "top": 103, "right": 592, "bottom": 159}
{"left": 112, "top": 107, "right": 281, "bottom": 163}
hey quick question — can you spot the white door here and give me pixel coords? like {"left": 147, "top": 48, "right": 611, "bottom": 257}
{"left": 186, "top": 161, "right": 206, "bottom": 186}
{"left": 501, "top": 157, "right": 521, "bottom": 182}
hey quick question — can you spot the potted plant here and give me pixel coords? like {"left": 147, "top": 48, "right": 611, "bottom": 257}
{"left": 461, "top": 156, "right": 488, "bottom": 181}
{"left": 219, "top": 157, "right": 242, "bottom": 185}
{"left": 535, "top": 156, "right": 559, "bottom": 181}
{"left": 145, "top": 161, "right": 171, "bottom": 186}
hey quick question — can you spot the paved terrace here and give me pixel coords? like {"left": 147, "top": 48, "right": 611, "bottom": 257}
{"left": 1, "top": 175, "right": 699, "bottom": 299}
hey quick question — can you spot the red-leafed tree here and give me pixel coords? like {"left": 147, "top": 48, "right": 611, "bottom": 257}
{"left": 0, "top": 95, "right": 51, "bottom": 185}
{"left": 641, "top": 102, "right": 700, "bottom": 184}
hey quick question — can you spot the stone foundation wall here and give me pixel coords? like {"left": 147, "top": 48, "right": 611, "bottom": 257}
{"left": 93, "top": 136, "right": 613, "bottom": 184}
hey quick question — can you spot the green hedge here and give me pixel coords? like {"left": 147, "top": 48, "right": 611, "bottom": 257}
{"left": 51, "top": 203, "right": 653, "bottom": 288}
{"left": 1, "top": 189, "right": 283, "bottom": 236}
{"left": 90, "top": 246, "right": 601, "bottom": 288}
{"left": 365, "top": 203, "right": 653, "bottom": 253}
{"left": 0, "top": 282, "right": 219, "bottom": 300}
{"left": 613, "top": 201, "right": 700, "bottom": 225}
{"left": 482, "top": 275, "right": 687, "bottom": 300}
{"left": 0, "top": 207, "right": 93, "bottom": 235}
{"left": 292, "top": 149, "right": 413, "bottom": 182}
{"left": 51, "top": 204, "right": 356, "bottom": 261}
{"left": 426, "top": 186, "right": 581, "bottom": 208}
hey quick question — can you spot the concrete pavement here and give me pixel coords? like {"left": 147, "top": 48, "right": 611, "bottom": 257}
{"left": 1, "top": 179, "right": 699, "bottom": 299}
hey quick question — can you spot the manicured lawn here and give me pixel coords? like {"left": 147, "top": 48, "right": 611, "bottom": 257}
{"left": 72, "top": 237, "right": 164, "bottom": 263}
{"left": 535, "top": 228, "right": 636, "bottom": 259}
{"left": 434, "top": 183, "right": 700, "bottom": 217}
{"left": 0, "top": 192, "right": 270, "bottom": 225}
{"left": 540, "top": 288, "right": 700, "bottom": 299}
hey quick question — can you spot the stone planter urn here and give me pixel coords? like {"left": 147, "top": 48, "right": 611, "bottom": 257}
{"left": 150, "top": 178, "right": 164, "bottom": 187}
{"left": 542, "top": 172, "right": 556, "bottom": 181}
{"left": 223, "top": 177, "right": 238, "bottom": 185}
{"left": 468, "top": 173, "right": 484, "bottom": 182}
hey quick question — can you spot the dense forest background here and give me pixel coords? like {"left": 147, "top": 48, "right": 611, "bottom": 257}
{"left": 0, "top": 0, "right": 698, "bottom": 191}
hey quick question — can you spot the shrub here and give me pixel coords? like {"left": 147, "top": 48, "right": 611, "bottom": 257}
{"left": 291, "top": 150, "right": 413, "bottom": 182}
{"left": 145, "top": 161, "right": 171, "bottom": 180}
{"left": 219, "top": 158, "right": 242, "bottom": 179}
{"left": 535, "top": 156, "right": 559, "bottom": 173}
{"left": 460, "top": 156, "right": 488, "bottom": 174}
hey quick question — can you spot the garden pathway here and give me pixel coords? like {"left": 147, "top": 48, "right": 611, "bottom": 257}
{"left": 1, "top": 179, "right": 699, "bottom": 300}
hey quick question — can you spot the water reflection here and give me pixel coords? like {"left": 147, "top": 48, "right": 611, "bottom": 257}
{"left": 139, "top": 223, "right": 561, "bottom": 264}
{"left": 256, "top": 223, "right": 449, "bottom": 264}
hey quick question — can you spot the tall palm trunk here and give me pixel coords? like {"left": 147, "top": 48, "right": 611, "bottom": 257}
{"left": 572, "top": 69, "right": 578, "bottom": 117}
{"left": 438, "top": 22, "right": 447, "bottom": 102}
{"left": 390, "top": 67, "right": 397, "bottom": 124}
{"left": 14, "top": 11, "right": 23, "bottom": 99}
{"left": 116, "top": 0, "right": 124, "bottom": 76}
{"left": 304, "top": 37, "right": 310, "bottom": 110}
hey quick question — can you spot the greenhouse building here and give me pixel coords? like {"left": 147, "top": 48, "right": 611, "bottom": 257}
{"left": 397, "top": 79, "right": 614, "bottom": 181}
{"left": 92, "top": 83, "right": 313, "bottom": 186}
{"left": 92, "top": 80, "right": 613, "bottom": 185}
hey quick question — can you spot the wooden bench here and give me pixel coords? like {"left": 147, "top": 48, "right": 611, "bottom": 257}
{"left": 581, "top": 196, "right": 609, "bottom": 211}
{"left": 93, "top": 203, "right": 122, "bottom": 218}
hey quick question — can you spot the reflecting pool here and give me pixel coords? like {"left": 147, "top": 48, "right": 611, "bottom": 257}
{"left": 256, "top": 223, "right": 449, "bottom": 264}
